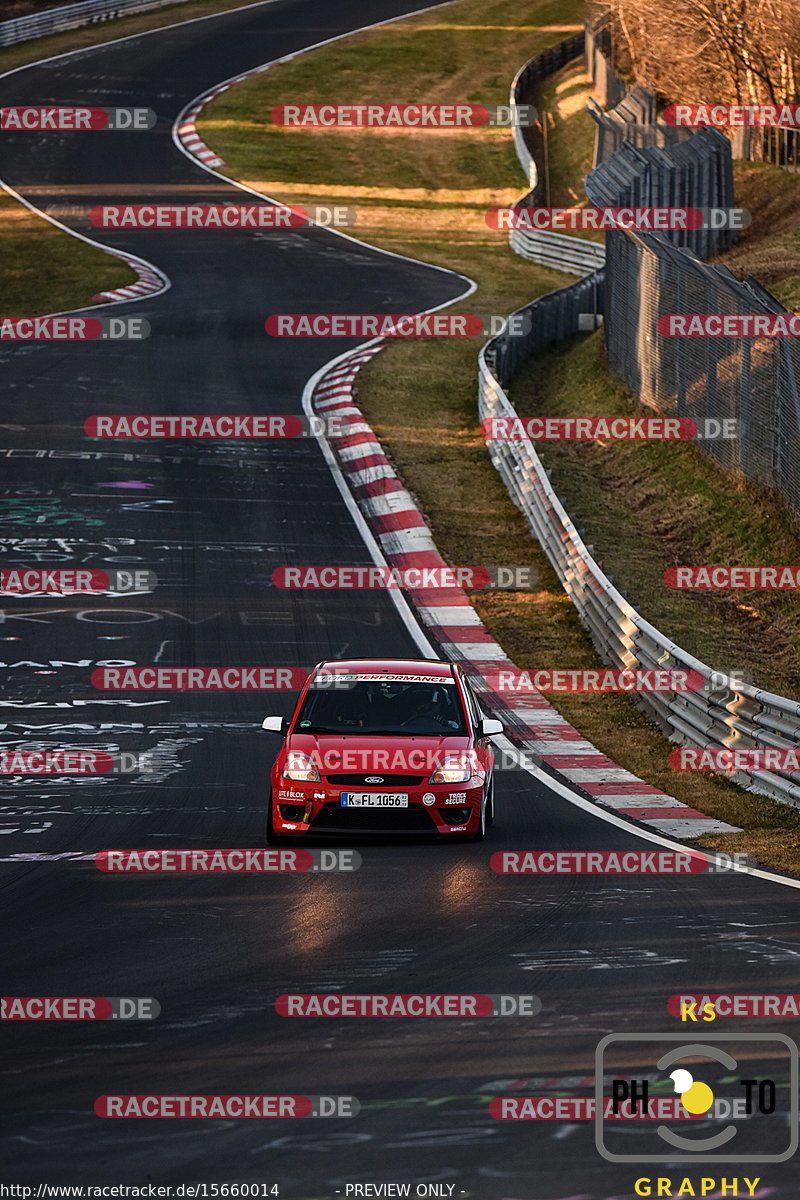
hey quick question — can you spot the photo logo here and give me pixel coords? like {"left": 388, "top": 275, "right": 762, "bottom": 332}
{"left": 596, "top": 1033, "right": 798, "bottom": 1162}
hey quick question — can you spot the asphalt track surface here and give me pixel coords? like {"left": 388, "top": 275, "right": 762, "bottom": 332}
{"left": 1, "top": 2, "right": 800, "bottom": 1196}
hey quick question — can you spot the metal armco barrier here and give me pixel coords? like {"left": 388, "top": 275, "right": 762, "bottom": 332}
{"left": 478, "top": 307, "right": 800, "bottom": 811}
{"left": 0, "top": 0, "right": 188, "bottom": 46}
{"left": 509, "top": 33, "right": 606, "bottom": 275}
{"left": 476, "top": 47, "right": 800, "bottom": 811}
{"left": 511, "top": 33, "right": 584, "bottom": 198}
{"left": 509, "top": 225, "right": 605, "bottom": 276}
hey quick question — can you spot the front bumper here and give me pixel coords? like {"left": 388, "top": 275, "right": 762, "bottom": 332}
{"left": 272, "top": 777, "right": 484, "bottom": 837}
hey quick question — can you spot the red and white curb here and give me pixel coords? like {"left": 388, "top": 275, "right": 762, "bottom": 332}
{"left": 175, "top": 67, "right": 267, "bottom": 169}
{"left": 312, "top": 347, "right": 740, "bottom": 841}
{"left": 92, "top": 254, "right": 166, "bottom": 303}
{"left": 176, "top": 101, "right": 227, "bottom": 169}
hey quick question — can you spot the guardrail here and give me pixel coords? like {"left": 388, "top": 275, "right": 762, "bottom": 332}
{"left": 475, "top": 47, "right": 800, "bottom": 812}
{"left": 478, "top": 301, "right": 800, "bottom": 811}
{"left": 509, "top": 33, "right": 606, "bottom": 276}
{"left": 510, "top": 33, "right": 584, "bottom": 196}
{"left": 509, "top": 225, "right": 605, "bottom": 276}
{"left": 0, "top": 0, "right": 187, "bottom": 46}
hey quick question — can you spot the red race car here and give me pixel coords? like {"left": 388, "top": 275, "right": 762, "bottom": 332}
{"left": 261, "top": 658, "right": 503, "bottom": 842}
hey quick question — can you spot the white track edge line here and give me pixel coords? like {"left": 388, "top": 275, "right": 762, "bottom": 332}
{"left": 493, "top": 734, "right": 800, "bottom": 892}
{"left": 6, "top": 0, "right": 793, "bottom": 893}
{"left": 168, "top": 1, "right": 479, "bottom": 276}
{"left": 301, "top": 349, "right": 439, "bottom": 663}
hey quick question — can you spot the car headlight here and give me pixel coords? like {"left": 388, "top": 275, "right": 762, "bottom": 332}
{"left": 429, "top": 750, "right": 482, "bottom": 785}
{"left": 282, "top": 751, "right": 320, "bottom": 782}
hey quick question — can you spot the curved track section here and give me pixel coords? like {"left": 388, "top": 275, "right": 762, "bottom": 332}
{"left": 0, "top": 4, "right": 799, "bottom": 1196}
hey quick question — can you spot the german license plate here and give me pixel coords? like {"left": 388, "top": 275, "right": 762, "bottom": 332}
{"left": 341, "top": 792, "right": 409, "bottom": 808}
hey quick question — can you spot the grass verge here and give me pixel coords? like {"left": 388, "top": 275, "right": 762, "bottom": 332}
{"left": 714, "top": 161, "right": 800, "bottom": 312}
{"left": 0, "top": 194, "right": 138, "bottom": 315}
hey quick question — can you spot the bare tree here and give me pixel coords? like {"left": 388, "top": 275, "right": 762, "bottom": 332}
{"left": 591, "top": 0, "right": 800, "bottom": 106}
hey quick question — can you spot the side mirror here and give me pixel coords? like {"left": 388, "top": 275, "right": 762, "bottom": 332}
{"left": 261, "top": 716, "right": 287, "bottom": 734}
{"left": 481, "top": 717, "right": 504, "bottom": 738}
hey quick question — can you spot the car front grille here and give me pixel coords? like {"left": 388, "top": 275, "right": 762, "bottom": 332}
{"left": 311, "top": 802, "right": 436, "bottom": 832}
{"left": 324, "top": 774, "right": 425, "bottom": 787}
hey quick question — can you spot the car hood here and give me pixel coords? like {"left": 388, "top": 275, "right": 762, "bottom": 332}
{"left": 285, "top": 732, "right": 471, "bottom": 775}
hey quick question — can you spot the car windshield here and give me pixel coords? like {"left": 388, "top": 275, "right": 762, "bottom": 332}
{"left": 294, "top": 678, "right": 468, "bottom": 736}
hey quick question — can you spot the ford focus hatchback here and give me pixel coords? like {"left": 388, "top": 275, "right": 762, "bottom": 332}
{"left": 261, "top": 658, "right": 502, "bottom": 842}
